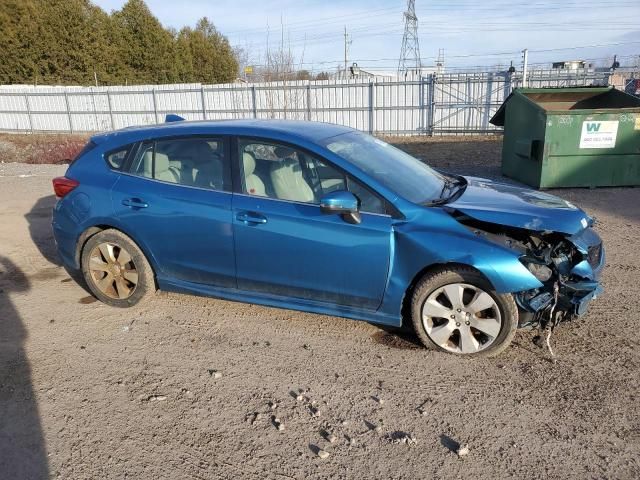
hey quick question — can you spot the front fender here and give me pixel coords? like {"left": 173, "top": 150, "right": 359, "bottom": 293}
{"left": 378, "top": 221, "right": 543, "bottom": 320}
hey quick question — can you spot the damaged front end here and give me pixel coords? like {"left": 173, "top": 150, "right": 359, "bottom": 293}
{"left": 451, "top": 212, "right": 605, "bottom": 330}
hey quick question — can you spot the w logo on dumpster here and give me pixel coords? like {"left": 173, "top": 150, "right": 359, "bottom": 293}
{"left": 580, "top": 120, "right": 618, "bottom": 149}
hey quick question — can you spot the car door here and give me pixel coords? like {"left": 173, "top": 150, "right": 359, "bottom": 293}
{"left": 232, "top": 137, "right": 393, "bottom": 310}
{"left": 111, "top": 136, "right": 236, "bottom": 287}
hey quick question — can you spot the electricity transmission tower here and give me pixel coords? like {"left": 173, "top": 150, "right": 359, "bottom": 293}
{"left": 398, "top": 0, "right": 422, "bottom": 77}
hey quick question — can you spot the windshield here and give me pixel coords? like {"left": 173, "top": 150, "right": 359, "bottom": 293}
{"left": 321, "top": 132, "right": 446, "bottom": 204}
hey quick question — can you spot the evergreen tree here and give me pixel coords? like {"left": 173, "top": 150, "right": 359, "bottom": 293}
{"left": 177, "top": 18, "right": 238, "bottom": 84}
{"left": 0, "top": 0, "right": 239, "bottom": 85}
{"left": 0, "top": 0, "right": 40, "bottom": 84}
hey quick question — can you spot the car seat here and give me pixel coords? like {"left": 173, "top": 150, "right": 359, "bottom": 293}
{"left": 270, "top": 157, "right": 314, "bottom": 202}
{"left": 143, "top": 151, "right": 179, "bottom": 183}
{"left": 243, "top": 152, "right": 266, "bottom": 196}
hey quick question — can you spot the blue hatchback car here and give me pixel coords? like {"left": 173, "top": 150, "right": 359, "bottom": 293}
{"left": 52, "top": 119, "right": 604, "bottom": 357}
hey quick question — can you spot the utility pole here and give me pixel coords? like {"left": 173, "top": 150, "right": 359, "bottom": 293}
{"left": 343, "top": 26, "right": 349, "bottom": 79}
{"left": 398, "top": 0, "right": 422, "bottom": 77}
{"left": 522, "top": 48, "right": 529, "bottom": 87}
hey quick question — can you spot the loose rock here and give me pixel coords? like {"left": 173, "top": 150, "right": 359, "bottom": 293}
{"left": 317, "top": 449, "right": 330, "bottom": 459}
{"left": 457, "top": 445, "right": 470, "bottom": 457}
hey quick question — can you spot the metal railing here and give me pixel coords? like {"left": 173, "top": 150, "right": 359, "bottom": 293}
{"left": 0, "top": 69, "right": 615, "bottom": 136}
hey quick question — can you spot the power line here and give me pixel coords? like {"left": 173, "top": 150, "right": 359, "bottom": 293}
{"left": 243, "top": 41, "right": 640, "bottom": 70}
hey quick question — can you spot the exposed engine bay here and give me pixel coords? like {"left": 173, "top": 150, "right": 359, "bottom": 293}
{"left": 450, "top": 211, "right": 604, "bottom": 331}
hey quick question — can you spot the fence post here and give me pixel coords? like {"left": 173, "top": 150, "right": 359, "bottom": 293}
{"left": 427, "top": 74, "right": 436, "bottom": 136}
{"left": 368, "top": 82, "right": 375, "bottom": 134}
{"left": 151, "top": 89, "right": 159, "bottom": 124}
{"left": 24, "top": 94, "right": 34, "bottom": 133}
{"left": 106, "top": 90, "right": 115, "bottom": 130}
{"left": 251, "top": 85, "right": 257, "bottom": 118}
{"left": 64, "top": 91, "right": 73, "bottom": 133}
{"left": 418, "top": 78, "right": 424, "bottom": 134}
{"left": 200, "top": 86, "right": 207, "bottom": 120}
{"left": 306, "top": 84, "right": 312, "bottom": 121}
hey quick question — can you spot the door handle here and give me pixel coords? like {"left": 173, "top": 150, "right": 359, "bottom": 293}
{"left": 236, "top": 211, "right": 267, "bottom": 224}
{"left": 122, "top": 198, "right": 149, "bottom": 209}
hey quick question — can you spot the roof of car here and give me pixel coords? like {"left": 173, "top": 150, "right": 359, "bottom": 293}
{"left": 91, "top": 119, "right": 356, "bottom": 146}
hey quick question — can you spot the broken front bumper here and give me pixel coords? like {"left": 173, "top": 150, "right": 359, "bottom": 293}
{"left": 517, "top": 227, "right": 605, "bottom": 327}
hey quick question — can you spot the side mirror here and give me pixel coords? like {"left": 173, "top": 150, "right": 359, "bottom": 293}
{"left": 319, "top": 190, "right": 361, "bottom": 224}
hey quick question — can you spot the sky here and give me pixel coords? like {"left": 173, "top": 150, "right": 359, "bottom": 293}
{"left": 94, "top": 0, "right": 640, "bottom": 74}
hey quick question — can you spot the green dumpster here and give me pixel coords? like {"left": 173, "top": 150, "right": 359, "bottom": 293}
{"left": 490, "top": 86, "right": 640, "bottom": 188}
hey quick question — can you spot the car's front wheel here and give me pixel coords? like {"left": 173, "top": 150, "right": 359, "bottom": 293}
{"left": 410, "top": 266, "right": 518, "bottom": 357}
{"left": 81, "top": 229, "right": 155, "bottom": 307}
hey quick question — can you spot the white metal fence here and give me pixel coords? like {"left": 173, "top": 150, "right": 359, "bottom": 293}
{"left": 0, "top": 69, "right": 615, "bottom": 136}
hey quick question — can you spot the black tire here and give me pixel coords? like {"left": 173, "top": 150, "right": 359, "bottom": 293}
{"left": 81, "top": 229, "right": 155, "bottom": 308}
{"left": 410, "top": 266, "right": 518, "bottom": 357}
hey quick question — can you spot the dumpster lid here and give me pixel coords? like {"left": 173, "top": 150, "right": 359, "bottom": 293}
{"left": 490, "top": 86, "right": 640, "bottom": 126}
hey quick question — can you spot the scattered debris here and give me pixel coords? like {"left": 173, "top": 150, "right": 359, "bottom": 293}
{"left": 246, "top": 412, "right": 263, "bottom": 425}
{"left": 326, "top": 433, "right": 338, "bottom": 444}
{"left": 417, "top": 398, "right": 433, "bottom": 416}
{"left": 387, "top": 431, "right": 417, "bottom": 446}
{"left": 139, "top": 394, "right": 167, "bottom": 402}
{"left": 269, "top": 401, "right": 278, "bottom": 410}
{"left": 316, "top": 449, "right": 330, "bottom": 459}
{"left": 365, "top": 420, "right": 382, "bottom": 433}
{"left": 457, "top": 445, "right": 470, "bottom": 457}
{"left": 273, "top": 417, "right": 285, "bottom": 431}
{"left": 296, "top": 394, "right": 304, "bottom": 401}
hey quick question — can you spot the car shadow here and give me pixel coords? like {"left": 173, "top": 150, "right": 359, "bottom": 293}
{"left": 26, "top": 195, "right": 91, "bottom": 293}
{"left": 0, "top": 255, "right": 49, "bottom": 479}
{"left": 25, "top": 195, "right": 61, "bottom": 267}
{"left": 370, "top": 325, "right": 423, "bottom": 350}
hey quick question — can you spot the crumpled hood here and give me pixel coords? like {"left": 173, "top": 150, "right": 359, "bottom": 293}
{"left": 447, "top": 176, "right": 591, "bottom": 235}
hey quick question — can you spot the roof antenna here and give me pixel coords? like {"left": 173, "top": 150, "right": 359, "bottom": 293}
{"left": 165, "top": 114, "right": 185, "bottom": 123}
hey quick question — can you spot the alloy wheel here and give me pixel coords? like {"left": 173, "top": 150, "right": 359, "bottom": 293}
{"left": 421, "top": 283, "right": 502, "bottom": 354}
{"left": 88, "top": 242, "right": 139, "bottom": 300}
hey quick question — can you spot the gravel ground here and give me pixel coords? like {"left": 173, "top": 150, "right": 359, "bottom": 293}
{"left": 0, "top": 137, "right": 638, "bottom": 479}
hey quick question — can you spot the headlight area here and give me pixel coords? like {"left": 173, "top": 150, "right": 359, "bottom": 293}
{"left": 516, "top": 230, "right": 604, "bottom": 329}
{"left": 450, "top": 212, "right": 604, "bottom": 330}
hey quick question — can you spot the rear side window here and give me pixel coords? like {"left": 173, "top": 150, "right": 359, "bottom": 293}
{"left": 127, "top": 137, "right": 230, "bottom": 191}
{"left": 105, "top": 147, "right": 130, "bottom": 170}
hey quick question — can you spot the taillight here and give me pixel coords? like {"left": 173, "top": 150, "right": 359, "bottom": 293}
{"left": 52, "top": 177, "right": 79, "bottom": 198}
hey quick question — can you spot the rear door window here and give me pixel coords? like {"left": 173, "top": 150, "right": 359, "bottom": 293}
{"left": 128, "top": 137, "right": 230, "bottom": 191}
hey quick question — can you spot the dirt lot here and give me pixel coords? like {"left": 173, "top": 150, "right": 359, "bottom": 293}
{"left": 0, "top": 136, "right": 639, "bottom": 479}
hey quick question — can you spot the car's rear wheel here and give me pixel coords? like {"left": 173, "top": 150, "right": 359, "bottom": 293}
{"left": 410, "top": 266, "right": 518, "bottom": 357}
{"left": 81, "top": 229, "right": 154, "bottom": 307}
